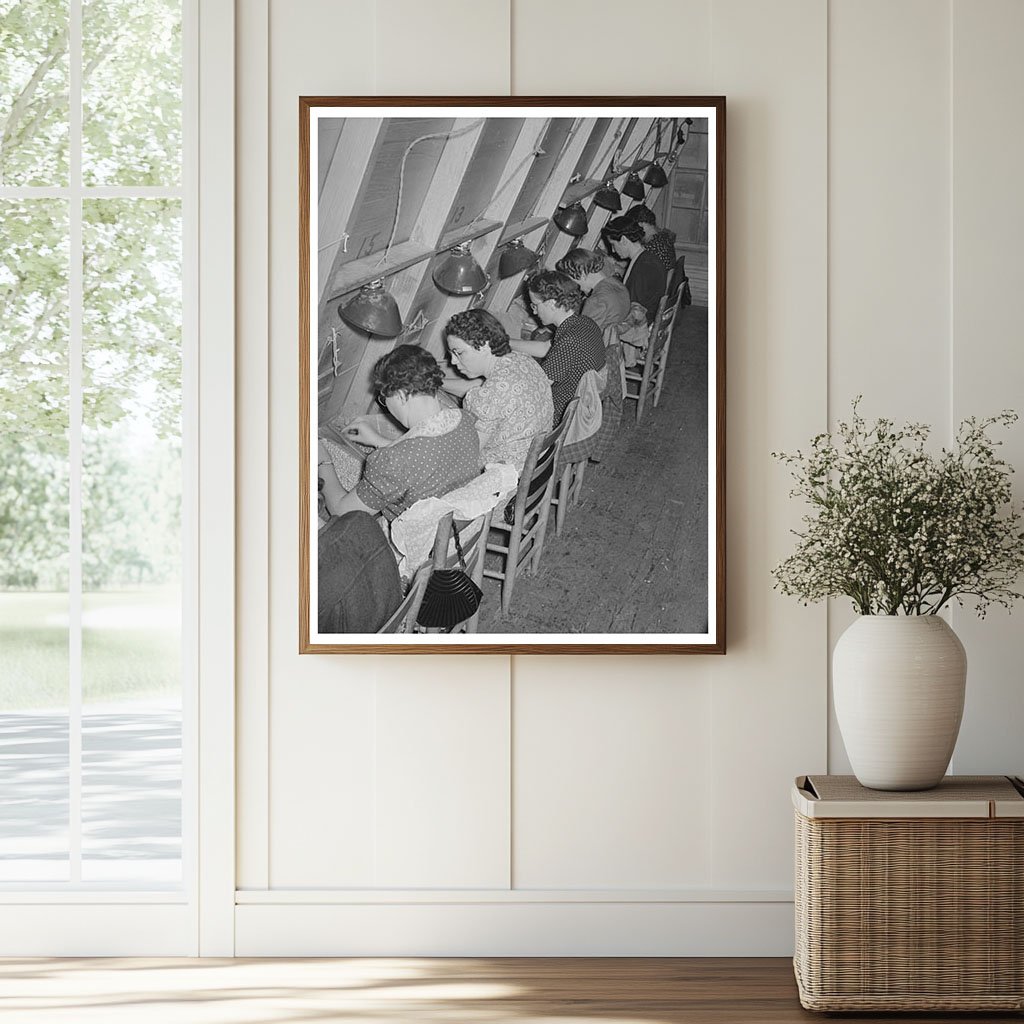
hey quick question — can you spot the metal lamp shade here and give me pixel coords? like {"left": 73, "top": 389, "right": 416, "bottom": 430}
{"left": 593, "top": 181, "right": 622, "bottom": 212}
{"left": 643, "top": 163, "right": 668, "bottom": 188}
{"left": 498, "top": 238, "right": 539, "bottom": 278}
{"left": 338, "top": 279, "right": 403, "bottom": 338}
{"left": 622, "top": 173, "right": 646, "bottom": 200}
{"left": 432, "top": 242, "right": 488, "bottom": 294}
{"left": 553, "top": 201, "right": 588, "bottom": 237}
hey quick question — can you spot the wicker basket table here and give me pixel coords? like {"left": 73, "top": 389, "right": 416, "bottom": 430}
{"left": 793, "top": 774, "right": 1024, "bottom": 1012}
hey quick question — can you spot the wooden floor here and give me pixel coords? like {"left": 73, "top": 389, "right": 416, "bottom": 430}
{"left": 1, "top": 957, "right": 1019, "bottom": 1022}
{"left": 476, "top": 303, "right": 709, "bottom": 634}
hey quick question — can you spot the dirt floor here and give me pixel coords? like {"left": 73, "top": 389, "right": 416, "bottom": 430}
{"left": 477, "top": 304, "right": 709, "bottom": 634}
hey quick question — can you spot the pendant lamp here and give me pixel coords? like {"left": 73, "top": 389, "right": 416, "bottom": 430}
{"left": 643, "top": 162, "right": 668, "bottom": 188}
{"left": 593, "top": 180, "right": 622, "bottom": 212}
{"left": 432, "top": 242, "right": 488, "bottom": 295}
{"left": 622, "top": 173, "right": 646, "bottom": 200}
{"left": 498, "top": 238, "right": 539, "bottom": 278}
{"left": 553, "top": 201, "right": 588, "bottom": 237}
{"left": 338, "top": 278, "right": 403, "bottom": 338}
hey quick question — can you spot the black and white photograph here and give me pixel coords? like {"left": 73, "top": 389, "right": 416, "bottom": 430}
{"left": 300, "top": 99, "right": 725, "bottom": 652}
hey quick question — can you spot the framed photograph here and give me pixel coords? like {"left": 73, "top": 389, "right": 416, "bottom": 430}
{"left": 300, "top": 97, "right": 725, "bottom": 653}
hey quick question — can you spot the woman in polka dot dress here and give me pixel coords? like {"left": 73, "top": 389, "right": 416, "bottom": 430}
{"left": 319, "top": 345, "right": 482, "bottom": 521}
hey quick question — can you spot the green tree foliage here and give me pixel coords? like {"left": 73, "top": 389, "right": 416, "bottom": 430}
{"left": 0, "top": 0, "right": 182, "bottom": 590}
{"left": 0, "top": 0, "right": 69, "bottom": 186}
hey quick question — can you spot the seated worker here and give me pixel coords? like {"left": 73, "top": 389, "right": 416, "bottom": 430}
{"left": 555, "top": 247, "right": 631, "bottom": 331}
{"left": 318, "top": 510, "right": 402, "bottom": 633}
{"left": 555, "top": 247, "right": 626, "bottom": 455}
{"left": 512, "top": 269, "right": 605, "bottom": 424}
{"left": 318, "top": 344, "right": 481, "bottom": 521}
{"left": 624, "top": 204, "right": 677, "bottom": 272}
{"left": 441, "top": 307, "right": 553, "bottom": 474}
{"left": 603, "top": 215, "right": 667, "bottom": 324}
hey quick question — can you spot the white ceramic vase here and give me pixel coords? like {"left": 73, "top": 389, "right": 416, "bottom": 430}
{"left": 833, "top": 615, "right": 967, "bottom": 791}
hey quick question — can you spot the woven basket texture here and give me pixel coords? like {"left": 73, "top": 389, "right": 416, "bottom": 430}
{"left": 794, "top": 810, "right": 1024, "bottom": 1011}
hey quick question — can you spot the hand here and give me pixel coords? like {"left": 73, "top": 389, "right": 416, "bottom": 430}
{"left": 343, "top": 417, "right": 382, "bottom": 447}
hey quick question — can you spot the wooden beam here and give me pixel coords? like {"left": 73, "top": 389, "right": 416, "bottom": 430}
{"left": 497, "top": 215, "right": 548, "bottom": 245}
{"left": 436, "top": 217, "right": 503, "bottom": 252}
{"left": 325, "top": 239, "right": 434, "bottom": 300}
{"left": 560, "top": 178, "right": 602, "bottom": 205}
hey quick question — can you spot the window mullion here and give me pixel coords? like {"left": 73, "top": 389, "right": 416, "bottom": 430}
{"left": 68, "top": 0, "right": 83, "bottom": 885}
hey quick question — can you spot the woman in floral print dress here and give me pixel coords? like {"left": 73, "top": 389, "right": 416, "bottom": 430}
{"left": 442, "top": 308, "right": 554, "bottom": 475}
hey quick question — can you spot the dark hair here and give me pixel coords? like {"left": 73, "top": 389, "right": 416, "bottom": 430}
{"left": 525, "top": 269, "right": 583, "bottom": 314}
{"left": 555, "top": 247, "right": 605, "bottom": 281}
{"left": 371, "top": 344, "right": 444, "bottom": 399}
{"left": 443, "top": 308, "right": 511, "bottom": 356}
{"left": 604, "top": 216, "right": 645, "bottom": 244}
{"left": 624, "top": 204, "right": 656, "bottom": 227}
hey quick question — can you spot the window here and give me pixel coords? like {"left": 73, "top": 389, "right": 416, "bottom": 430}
{"left": 0, "top": 0, "right": 192, "bottom": 890}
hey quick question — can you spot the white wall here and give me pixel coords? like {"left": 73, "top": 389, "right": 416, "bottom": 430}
{"left": 233, "top": 0, "right": 1024, "bottom": 955}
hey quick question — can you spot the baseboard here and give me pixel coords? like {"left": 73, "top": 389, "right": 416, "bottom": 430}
{"left": 235, "top": 897, "right": 795, "bottom": 956}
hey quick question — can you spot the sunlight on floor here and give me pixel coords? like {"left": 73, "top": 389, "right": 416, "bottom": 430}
{"left": 0, "top": 958, "right": 669, "bottom": 1024}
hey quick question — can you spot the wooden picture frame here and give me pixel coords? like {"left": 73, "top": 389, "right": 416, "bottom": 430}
{"left": 301, "top": 97, "right": 726, "bottom": 653}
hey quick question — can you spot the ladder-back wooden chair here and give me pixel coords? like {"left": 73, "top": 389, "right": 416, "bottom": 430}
{"left": 652, "top": 278, "right": 686, "bottom": 409}
{"left": 622, "top": 293, "right": 673, "bottom": 423}
{"left": 484, "top": 399, "right": 576, "bottom": 616}
{"left": 429, "top": 508, "right": 494, "bottom": 633}
{"left": 666, "top": 254, "right": 688, "bottom": 300}
{"left": 550, "top": 397, "right": 586, "bottom": 537}
{"left": 377, "top": 564, "right": 431, "bottom": 634}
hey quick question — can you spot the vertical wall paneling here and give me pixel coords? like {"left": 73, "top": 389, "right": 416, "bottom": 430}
{"left": 374, "top": 658, "right": 511, "bottom": 888}
{"left": 827, "top": 0, "right": 951, "bottom": 773}
{"left": 949, "top": 0, "right": 1024, "bottom": 777}
{"left": 511, "top": 0, "right": 713, "bottom": 96}
{"left": 374, "top": 0, "right": 511, "bottom": 96}
{"left": 708, "top": 0, "right": 828, "bottom": 888}
{"left": 828, "top": 0, "right": 950, "bottom": 423}
{"left": 265, "top": 0, "right": 377, "bottom": 889}
{"left": 236, "top": 0, "right": 270, "bottom": 892}
{"left": 513, "top": 658, "right": 714, "bottom": 889}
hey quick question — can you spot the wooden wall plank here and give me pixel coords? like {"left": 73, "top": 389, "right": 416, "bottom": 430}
{"left": 710, "top": 0, "right": 828, "bottom": 888}
{"left": 374, "top": 659, "right": 511, "bottom": 888}
{"left": 316, "top": 118, "right": 343, "bottom": 197}
{"left": 317, "top": 118, "right": 382, "bottom": 301}
{"left": 828, "top": 0, "right": 951, "bottom": 773}
{"left": 949, "top": 0, "right": 1024, "bottom": 779}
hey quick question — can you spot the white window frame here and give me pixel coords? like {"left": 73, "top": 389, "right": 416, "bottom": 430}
{"left": 0, "top": 0, "right": 235, "bottom": 956}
